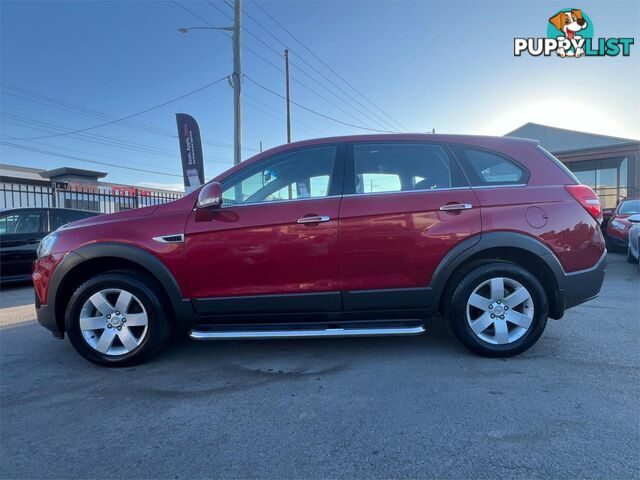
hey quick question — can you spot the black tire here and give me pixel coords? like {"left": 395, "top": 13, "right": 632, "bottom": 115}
{"left": 65, "top": 270, "right": 172, "bottom": 367}
{"left": 444, "top": 262, "right": 548, "bottom": 357}
{"left": 627, "top": 244, "right": 637, "bottom": 263}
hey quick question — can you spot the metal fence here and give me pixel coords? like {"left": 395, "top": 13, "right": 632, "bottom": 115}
{"left": 0, "top": 181, "right": 183, "bottom": 213}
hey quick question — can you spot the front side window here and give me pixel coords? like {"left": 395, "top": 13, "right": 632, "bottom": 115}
{"left": 221, "top": 146, "right": 337, "bottom": 206}
{"left": 451, "top": 146, "right": 528, "bottom": 186}
{"left": 354, "top": 143, "right": 465, "bottom": 194}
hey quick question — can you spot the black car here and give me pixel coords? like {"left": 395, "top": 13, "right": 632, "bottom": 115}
{"left": 0, "top": 207, "right": 99, "bottom": 283}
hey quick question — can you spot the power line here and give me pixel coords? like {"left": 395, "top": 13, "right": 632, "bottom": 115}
{"left": 244, "top": 74, "right": 395, "bottom": 133}
{"left": 2, "top": 76, "right": 229, "bottom": 140}
{"left": 240, "top": 5, "right": 401, "bottom": 132}
{"left": 0, "top": 141, "right": 184, "bottom": 178}
{"left": 190, "top": 1, "right": 382, "bottom": 130}
{"left": 253, "top": 2, "right": 409, "bottom": 132}
{"left": 1, "top": 112, "right": 233, "bottom": 165}
{"left": 209, "top": 0, "right": 393, "bottom": 131}
{"left": 0, "top": 83, "right": 258, "bottom": 152}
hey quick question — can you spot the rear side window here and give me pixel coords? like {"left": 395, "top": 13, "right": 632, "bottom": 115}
{"left": 353, "top": 142, "right": 466, "bottom": 194}
{"left": 450, "top": 145, "right": 528, "bottom": 186}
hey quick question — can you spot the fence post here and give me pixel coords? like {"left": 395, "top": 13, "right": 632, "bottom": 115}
{"left": 50, "top": 182, "right": 57, "bottom": 208}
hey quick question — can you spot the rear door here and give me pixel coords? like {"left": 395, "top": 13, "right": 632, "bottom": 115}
{"left": 338, "top": 141, "right": 481, "bottom": 310}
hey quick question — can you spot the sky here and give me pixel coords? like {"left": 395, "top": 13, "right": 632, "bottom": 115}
{"left": 1, "top": 0, "right": 639, "bottom": 191}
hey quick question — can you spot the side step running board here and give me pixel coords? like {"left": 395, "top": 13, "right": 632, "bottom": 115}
{"left": 189, "top": 325, "right": 425, "bottom": 341}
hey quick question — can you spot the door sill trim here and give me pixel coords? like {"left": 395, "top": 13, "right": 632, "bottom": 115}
{"left": 189, "top": 324, "right": 425, "bottom": 340}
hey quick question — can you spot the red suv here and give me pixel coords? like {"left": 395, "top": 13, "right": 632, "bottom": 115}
{"left": 33, "top": 135, "right": 606, "bottom": 366}
{"left": 605, "top": 198, "right": 640, "bottom": 251}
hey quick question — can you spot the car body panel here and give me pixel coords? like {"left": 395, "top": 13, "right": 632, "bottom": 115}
{"left": 475, "top": 185, "right": 605, "bottom": 272}
{"left": 338, "top": 189, "right": 481, "bottom": 293}
{"left": 184, "top": 197, "right": 341, "bottom": 299}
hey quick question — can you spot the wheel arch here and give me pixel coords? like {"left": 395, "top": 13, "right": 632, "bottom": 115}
{"left": 431, "top": 232, "right": 566, "bottom": 319}
{"left": 51, "top": 243, "right": 193, "bottom": 335}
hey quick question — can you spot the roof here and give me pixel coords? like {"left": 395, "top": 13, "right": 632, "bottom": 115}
{"left": 505, "top": 123, "right": 639, "bottom": 154}
{"left": 39, "top": 167, "right": 107, "bottom": 180}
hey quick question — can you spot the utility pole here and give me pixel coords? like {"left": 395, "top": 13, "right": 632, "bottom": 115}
{"left": 232, "top": 0, "right": 242, "bottom": 164}
{"left": 284, "top": 49, "right": 291, "bottom": 143}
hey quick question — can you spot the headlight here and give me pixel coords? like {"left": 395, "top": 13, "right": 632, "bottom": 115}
{"left": 610, "top": 220, "right": 625, "bottom": 230}
{"left": 37, "top": 233, "right": 58, "bottom": 258}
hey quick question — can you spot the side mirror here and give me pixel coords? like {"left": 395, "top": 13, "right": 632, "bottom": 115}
{"left": 197, "top": 182, "right": 223, "bottom": 209}
{"left": 628, "top": 214, "right": 640, "bottom": 223}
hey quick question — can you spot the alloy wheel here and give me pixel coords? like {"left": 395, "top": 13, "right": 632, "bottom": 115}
{"left": 466, "top": 277, "right": 534, "bottom": 345}
{"left": 79, "top": 288, "right": 149, "bottom": 356}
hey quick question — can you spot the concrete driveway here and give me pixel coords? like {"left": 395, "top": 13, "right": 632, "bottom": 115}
{"left": 1, "top": 254, "right": 638, "bottom": 479}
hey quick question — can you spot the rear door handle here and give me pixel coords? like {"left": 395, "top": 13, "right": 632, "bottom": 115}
{"left": 439, "top": 203, "right": 473, "bottom": 211}
{"left": 297, "top": 215, "right": 330, "bottom": 224}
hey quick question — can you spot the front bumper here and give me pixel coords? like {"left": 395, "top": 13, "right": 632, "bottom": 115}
{"left": 35, "top": 296, "right": 63, "bottom": 338}
{"left": 558, "top": 250, "right": 607, "bottom": 311}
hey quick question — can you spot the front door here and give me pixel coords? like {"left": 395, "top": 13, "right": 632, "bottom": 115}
{"left": 184, "top": 144, "right": 344, "bottom": 316}
{"left": 338, "top": 141, "right": 481, "bottom": 310}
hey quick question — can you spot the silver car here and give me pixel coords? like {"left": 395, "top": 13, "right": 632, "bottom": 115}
{"left": 627, "top": 214, "right": 640, "bottom": 271}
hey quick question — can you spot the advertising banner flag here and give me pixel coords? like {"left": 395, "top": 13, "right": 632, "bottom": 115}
{"left": 175, "top": 113, "right": 205, "bottom": 193}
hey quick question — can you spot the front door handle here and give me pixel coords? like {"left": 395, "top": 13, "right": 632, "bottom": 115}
{"left": 439, "top": 203, "right": 473, "bottom": 211}
{"left": 297, "top": 215, "right": 331, "bottom": 224}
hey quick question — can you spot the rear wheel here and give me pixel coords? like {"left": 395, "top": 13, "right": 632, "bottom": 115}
{"left": 445, "top": 262, "right": 548, "bottom": 357}
{"left": 65, "top": 271, "right": 172, "bottom": 366}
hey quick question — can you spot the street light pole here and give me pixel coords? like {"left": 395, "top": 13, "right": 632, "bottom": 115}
{"left": 232, "top": 0, "right": 242, "bottom": 165}
{"left": 178, "top": 1, "right": 242, "bottom": 165}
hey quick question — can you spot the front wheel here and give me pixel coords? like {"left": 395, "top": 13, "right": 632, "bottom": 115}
{"left": 445, "top": 262, "right": 548, "bottom": 357}
{"left": 65, "top": 271, "right": 172, "bottom": 366}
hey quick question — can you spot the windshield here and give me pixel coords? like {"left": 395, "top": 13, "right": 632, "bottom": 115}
{"left": 619, "top": 200, "right": 640, "bottom": 215}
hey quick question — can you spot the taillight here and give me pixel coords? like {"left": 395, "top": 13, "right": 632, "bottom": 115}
{"left": 565, "top": 185, "right": 602, "bottom": 223}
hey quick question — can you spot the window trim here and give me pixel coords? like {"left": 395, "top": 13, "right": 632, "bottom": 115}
{"left": 447, "top": 142, "right": 531, "bottom": 187}
{"left": 344, "top": 140, "right": 470, "bottom": 196}
{"left": 219, "top": 143, "right": 345, "bottom": 208}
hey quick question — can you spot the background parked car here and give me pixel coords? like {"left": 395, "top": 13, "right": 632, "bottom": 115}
{"left": 0, "top": 207, "right": 99, "bottom": 283}
{"left": 605, "top": 198, "right": 640, "bottom": 252}
{"left": 626, "top": 214, "right": 640, "bottom": 268}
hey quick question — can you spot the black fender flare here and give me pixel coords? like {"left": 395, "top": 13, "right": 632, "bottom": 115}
{"left": 430, "top": 232, "right": 566, "bottom": 316}
{"left": 50, "top": 243, "right": 193, "bottom": 331}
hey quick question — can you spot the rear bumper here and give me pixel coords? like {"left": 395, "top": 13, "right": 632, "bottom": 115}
{"left": 558, "top": 250, "right": 607, "bottom": 311}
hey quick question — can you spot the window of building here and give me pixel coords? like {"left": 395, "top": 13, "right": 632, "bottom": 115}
{"left": 566, "top": 157, "right": 628, "bottom": 209}
{"left": 354, "top": 143, "right": 464, "bottom": 194}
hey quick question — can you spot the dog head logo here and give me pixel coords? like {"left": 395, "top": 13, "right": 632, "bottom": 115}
{"left": 547, "top": 8, "right": 593, "bottom": 57}
{"left": 515, "top": 9, "right": 633, "bottom": 58}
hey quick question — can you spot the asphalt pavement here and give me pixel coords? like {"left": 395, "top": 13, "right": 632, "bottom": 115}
{"left": 1, "top": 253, "right": 638, "bottom": 479}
